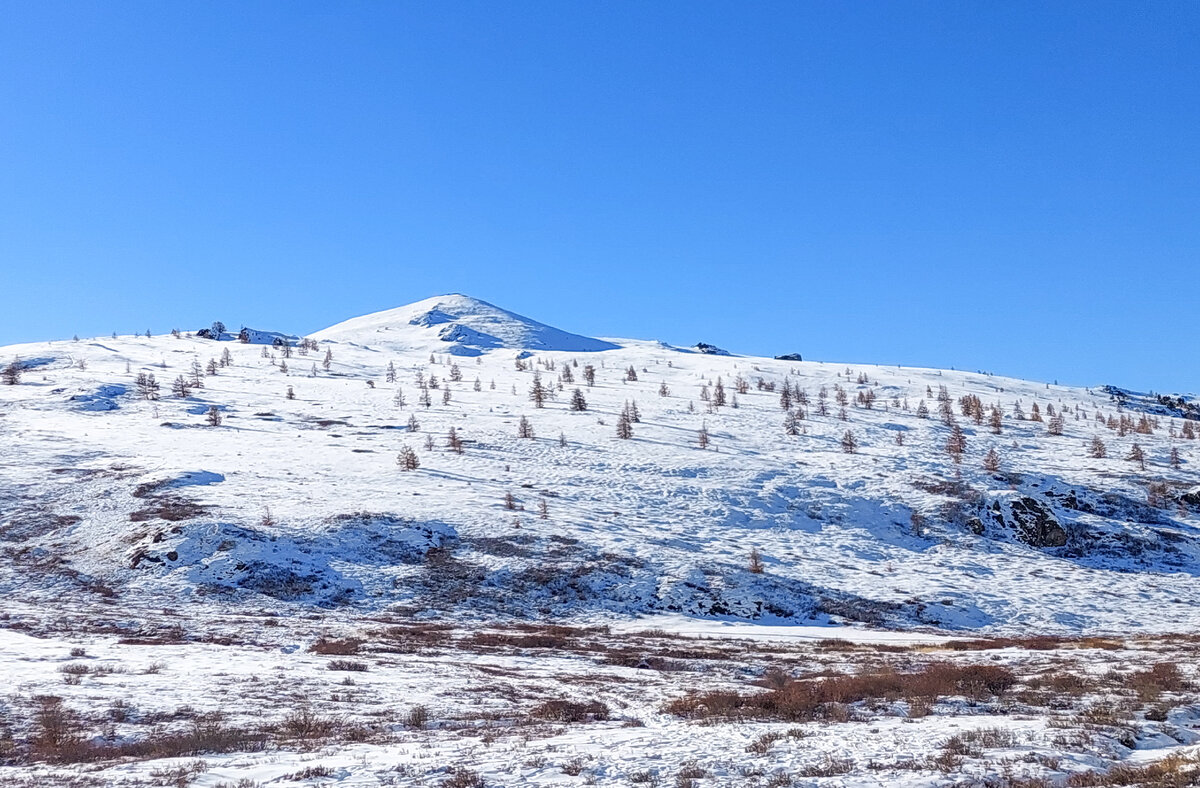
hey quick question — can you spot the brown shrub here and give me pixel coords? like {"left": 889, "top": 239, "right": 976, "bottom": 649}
{"left": 665, "top": 662, "right": 1015, "bottom": 722}
{"left": 326, "top": 659, "right": 368, "bottom": 672}
{"left": 796, "top": 756, "right": 853, "bottom": 778}
{"left": 129, "top": 496, "right": 206, "bottom": 522}
{"left": 443, "top": 769, "right": 486, "bottom": 788}
{"left": 1065, "top": 753, "right": 1200, "bottom": 786}
{"left": 405, "top": 705, "right": 429, "bottom": 729}
{"left": 1028, "top": 670, "right": 1095, "bottom": 696}
{"left": 374, "top": 622, "right": 454, "bottom": 653}
{"left": 283, "top": 766, "right": 334, "bottom": 780}
{"left": 960, "top": 727, "right": 1017, "bottom": 748}
{"left": 816, "top": 639, "right": 860, "bottom": 651}
{"left": 746, "top": 732, "right": 783, "bottom": 754}
{"left": 471, "top": 632, "right": 561, "bottom": 648}
{"left": 280, "top": 706, "right": 340, "bottom": 740}
{"left": 30, "top": 696, "right": 84, "bottom": 762}
{"left": 30, "top": 700, "right": 266, "bottom": 764}
{"left": 940, "top": 635, "right": 1066, "bottom": 651}
{"left": 1145, "top": 705, "right": 1170, "bottom": 722}
{"left": 309, "top": 637, "right": 361, "bottom": 656}
{"left": 1128, "top": 663, "right": 1187, "bottom": 702}
{"left": 530, "top": 699, "right": 610, "bottom": 723}
{"left": 907, "top": 696, "right": 933, "bottom": 718}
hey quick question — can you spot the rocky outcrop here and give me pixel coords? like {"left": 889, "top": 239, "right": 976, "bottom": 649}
{"left": 982, "top": 493, "right": 1068, "bottom": 548}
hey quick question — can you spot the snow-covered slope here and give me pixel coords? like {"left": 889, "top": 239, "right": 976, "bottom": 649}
{"left": 311, "top": 293, "right": 621, "bottom": 356}
{"left": 1, "top": 295, "right": 1198, "bottom": 634}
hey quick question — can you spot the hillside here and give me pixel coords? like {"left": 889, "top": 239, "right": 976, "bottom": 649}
{"left": 7, "top": 295, "right": 1200, "bottom": 787}
{"left": 2, "top": 294, "right": 1198, "bottom": 635}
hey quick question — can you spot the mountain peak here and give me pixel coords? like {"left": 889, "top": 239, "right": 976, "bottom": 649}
{"left": 311, "top": 294, "right": 620, "bottom": 356}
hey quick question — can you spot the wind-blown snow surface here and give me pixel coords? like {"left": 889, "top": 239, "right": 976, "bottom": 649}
{"left": 1, "top": 294, "right": 1199, "bottom": 634}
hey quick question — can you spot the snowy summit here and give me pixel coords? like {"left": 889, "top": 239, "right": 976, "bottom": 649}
{"left": 311, "top": 293, "right": 621, "bottom": 356}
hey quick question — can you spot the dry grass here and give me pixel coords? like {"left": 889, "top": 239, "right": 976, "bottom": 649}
{"left": 326, "top": 659, "right": 368, "bottom": 672}
{"left": 929, "top": 635, "right": 1124, "bottom": 652}
{"left": 442, "top": 769, "right": 486, "bottom": 787}
{"left": 665, "top": 662, "right": 1015, "bottom": 722}
{"left": 1065, "top": 752, "right": 1200, "bottom": 786}
{"left": 309, "top": 637, "right": 361, "bottom": 655}
{"left": 18, "top": 694, "right": 370, "bottom": 765}
{"left": 530, "top": 699, "right": 610, "bottom": 723}
{"left": 281, "top": 765, "right": 334, "bottom": 780}
{"left": 129, "top": 495, "right": 207, "bottom": 522}
{"left": 795, "top": 755, "right": 854, "bottom": 778}
{"left": 29, "top": 698, "right": 267, "bottom": 764}
{"left": 745, "top": 731, "right": 784, "bottom": 753}
{"left": 1127, "top": 662, "right": 1188, "bottom": 702}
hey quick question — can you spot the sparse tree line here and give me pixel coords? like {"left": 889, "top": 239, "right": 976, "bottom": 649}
{"left": 23, "top": 334, "right": 1198, "bottom": 491}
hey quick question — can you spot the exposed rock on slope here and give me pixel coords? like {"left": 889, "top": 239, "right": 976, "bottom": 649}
{"left": 983, "top": 494, "right": 1068, "bottom": 548}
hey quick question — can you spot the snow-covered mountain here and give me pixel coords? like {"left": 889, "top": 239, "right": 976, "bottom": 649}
{"left": 2, "top": 295, "right": 1198, "bottom": 634}
{"left": 311, "top": 293, "right": 621, "bottom": 356}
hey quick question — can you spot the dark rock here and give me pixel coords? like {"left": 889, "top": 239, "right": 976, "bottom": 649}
{"left": 1005, "top": 496, "right": 1068, "bottom": 548}
{"left": 694, "top": 342, "right": 730, "bottom": 356}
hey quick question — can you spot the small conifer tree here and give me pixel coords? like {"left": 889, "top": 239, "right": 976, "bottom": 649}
{"left": 1127, "top": 442, "right": 1146, "bottom": 471}
{"left": 530, "top": 374, "right": 547, "bottom": 408}
{"left": 398, "top": 446, "right": 419, "bottom": 470}
{"left": 946, "top": 424, "right": 967, "bottom": 463}
{"left": 748, "top": 549, "right": 764, "bottom": 574}
{"left": 841, "top": 430, "right": 857, "bottom": 454}
{"left": 616, "top": 411, "right": 633, "bottom": 439}
{"left": 569, "top": 388, "right": 587, "bottom": 412}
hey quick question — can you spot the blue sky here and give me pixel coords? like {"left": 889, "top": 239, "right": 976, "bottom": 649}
{"left": 1, "top": 2, "right": 1197, "bottom": 392}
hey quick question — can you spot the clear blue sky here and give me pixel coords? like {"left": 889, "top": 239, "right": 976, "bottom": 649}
{"left": 1, "top": 2, "right": 1197, "bottom": 392}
